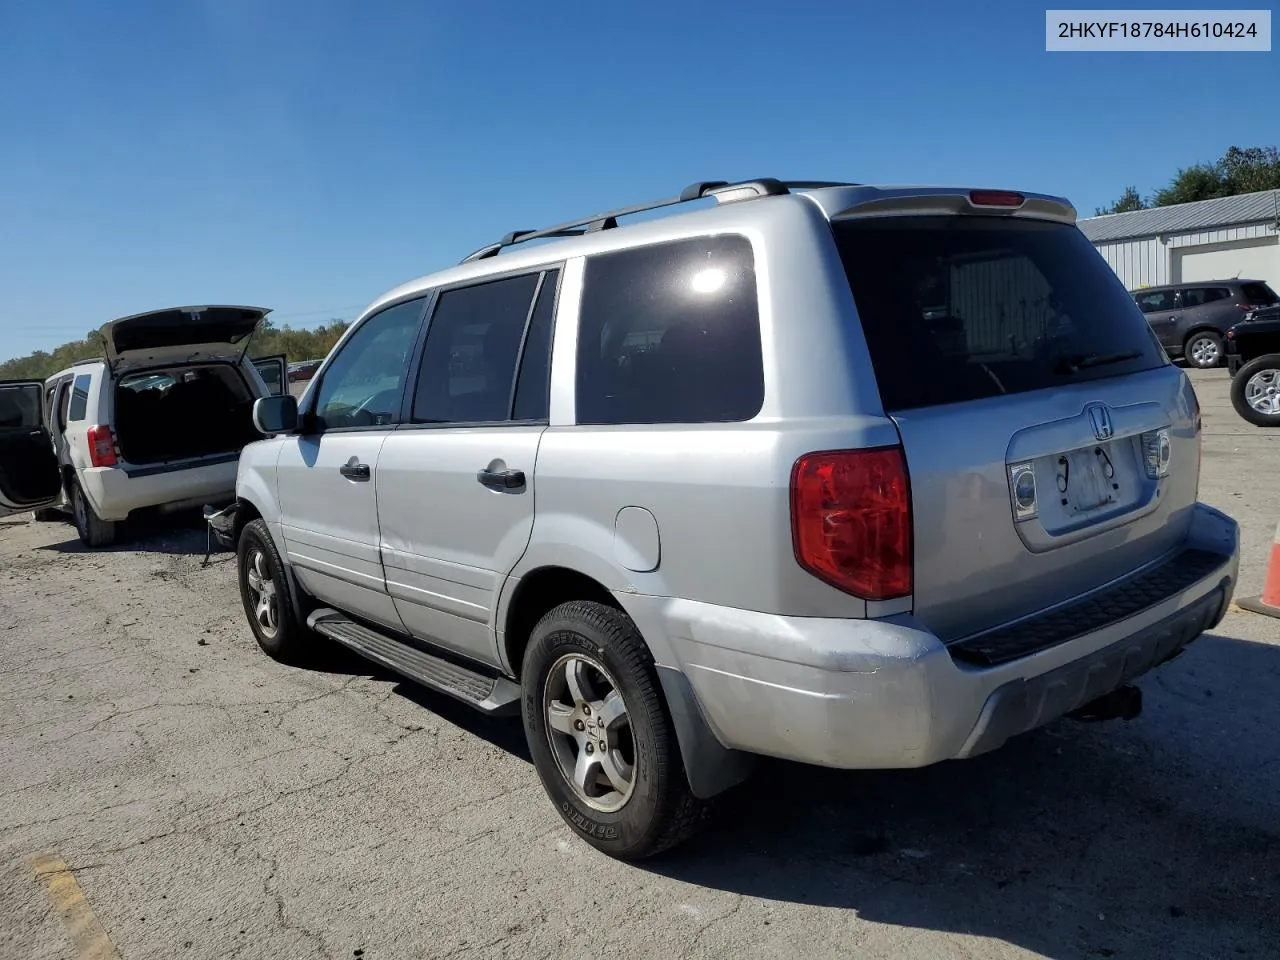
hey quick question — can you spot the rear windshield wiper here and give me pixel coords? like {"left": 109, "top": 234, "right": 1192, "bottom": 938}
{"left": 1053, "top": 350, "right": 1142, "bottom": 374}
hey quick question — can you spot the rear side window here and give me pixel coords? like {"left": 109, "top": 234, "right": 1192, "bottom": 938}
{"left": 834, "top": 217, "right": 1166, "bottom": 413}
{"left": 1181, "top": 287, "right": 1230, "bottom": 307}
{"left": 1134, "top": 290, "right": 1176, "bottom": 313}
{"left": 1241, "top": 282, "right": 1279, "bottom": 305}
{"left": 68, "top": 374, "right": 92, "bottom": 421}
{"left": 411, "top": 270, "right": 550, "bottom": 424}
{"left": 576, "top": 235, "right": 763, "bottom": 425}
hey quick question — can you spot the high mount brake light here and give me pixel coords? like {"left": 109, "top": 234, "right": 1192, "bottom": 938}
{"left": 969, "top": 190, "right": 1026, "bottom": 208}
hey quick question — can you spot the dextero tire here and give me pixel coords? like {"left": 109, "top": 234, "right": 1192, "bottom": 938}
{"left": 521, "top": 600, "right": 709, "bottom": 860}
{"left": 71, "top": 482, "right": 116, "bottom": 547}
{"left": 32, "top": 507, "right": 62, "bottom": 522}
{"left": 1230, "top": 354, "right": 1280, "bottom": 427}
{"left": 237, "top": 518, "right": 308, "bottom": 662}
{"left": 1184, "top": 330, "right": 1225, "bottom": 369}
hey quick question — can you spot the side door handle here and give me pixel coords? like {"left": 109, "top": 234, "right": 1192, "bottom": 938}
{"left": 476, "top": 467, "right": 525, "bottom": 491}
{"left": 339, "top": 458, "right": 371, "bottom": 481}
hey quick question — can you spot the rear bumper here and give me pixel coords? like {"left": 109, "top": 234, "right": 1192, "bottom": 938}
{"left": 627, "top": 502, "right": 1238, "bottom": 770}
{"left": 79, "top": 459, "right": 238, "bottom": 522}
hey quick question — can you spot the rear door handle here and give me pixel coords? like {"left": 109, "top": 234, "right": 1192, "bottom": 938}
{"left": 476, "top": 467, "right": 525, "bottom": 490}
{"left": 339, "top": 458, "right": 371, "bottom": 481}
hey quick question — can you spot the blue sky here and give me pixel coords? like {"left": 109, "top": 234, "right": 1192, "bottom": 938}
{"left": 0, "top": 0, "right": 1276, "bottom": 361}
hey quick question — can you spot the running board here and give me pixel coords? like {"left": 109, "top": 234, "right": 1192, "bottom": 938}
{"left": 307, "top": 608, "right": 520, "bottom": 715}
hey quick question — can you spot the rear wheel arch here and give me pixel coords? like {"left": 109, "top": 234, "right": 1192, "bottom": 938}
{"left": 503, "top": 566, "right": 620, "bottom": 681}
{"left": 502, "top": 565, "right": 753, "bottom": 801}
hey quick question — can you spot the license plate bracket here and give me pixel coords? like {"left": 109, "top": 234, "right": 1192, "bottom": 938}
{"left": 1057, "top": 443, "right": 1121, "bottom": 514}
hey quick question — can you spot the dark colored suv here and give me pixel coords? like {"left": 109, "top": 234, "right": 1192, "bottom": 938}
{"left": 1131, "top": 280, "right": 1279, "bottom": 369}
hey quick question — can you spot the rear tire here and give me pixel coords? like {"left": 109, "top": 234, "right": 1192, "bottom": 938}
{"left": 32, "top": 507, "right": 61, "bottom": 522}
{"left": 71, "top": 482, "right": 116, "bottom": 547}
{"left": 237, "top": 518, "right": 308, "bottom": 662}
{"left": 1230, "top": 354, "right": 1280, "bottom": 427}
{"left": 521, "top": 601, "right": 709, "bottom": 860}
{"left": 1184, "top": 331, "right": 1224, "bottom": 369}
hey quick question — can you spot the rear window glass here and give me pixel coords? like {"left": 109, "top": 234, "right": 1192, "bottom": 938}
{"left": 576, "top": 235, "right": 763, "bottom": 425}
{"left": 1241, "top": 282, "right": 1279, "bottom": 305}
{"left": 1181, "top": 287, "right": 1230, "bottom": 307}
{"left": 833, "top": 217, "right": 1166, "bottom": 412}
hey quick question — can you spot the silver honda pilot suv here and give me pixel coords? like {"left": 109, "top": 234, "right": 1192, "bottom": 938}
{"left": 221, "top": 178, "right": 1240, "bottom": 859}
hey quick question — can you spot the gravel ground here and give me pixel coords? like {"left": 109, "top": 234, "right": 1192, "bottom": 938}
{"left": 1, "top": 367, "right": 1277, "bottom": 960}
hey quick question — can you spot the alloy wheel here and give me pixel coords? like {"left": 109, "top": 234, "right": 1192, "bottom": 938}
{"left": 543, "top": 653, "right": 637, "bottom": 813}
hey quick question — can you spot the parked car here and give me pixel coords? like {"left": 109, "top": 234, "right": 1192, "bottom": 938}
{"left": 287, "top": 359, "right": 322, "bottom": 383}
{"left": 213, "top": 179, "right": 1239, "bottom": 860}
{"left": 1131, "top": 279, "right": 1279, "bottom": 369}
{"left": 0, "top": 306, "right": 284, "bottom": 546}
{"left": 1226, "top": 304, "right": 1280, "bottom": 425}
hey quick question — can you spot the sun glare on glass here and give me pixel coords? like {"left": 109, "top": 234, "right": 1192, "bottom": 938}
{"left": 690, "top": 268, "right": 726, "bottom": 294}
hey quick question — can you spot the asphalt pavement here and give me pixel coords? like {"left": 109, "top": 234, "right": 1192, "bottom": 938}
{"left": 1, "top": 367, "right": 1277, "bottom": 960}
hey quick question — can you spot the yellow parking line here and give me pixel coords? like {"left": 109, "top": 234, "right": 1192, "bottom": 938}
{"left": 30, "top": 854, "right": 121, "bottom": 960}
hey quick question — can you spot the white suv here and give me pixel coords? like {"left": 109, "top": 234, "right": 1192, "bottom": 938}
{"left": 0, "top": 306, "right": 284, "bottom": 546}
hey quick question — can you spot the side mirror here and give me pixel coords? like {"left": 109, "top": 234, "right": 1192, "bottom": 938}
{"left": 253, "top": 395, "right": 298, "bottom": 435}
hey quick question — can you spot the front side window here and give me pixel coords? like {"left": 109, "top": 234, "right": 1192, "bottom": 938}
{"left": 67, "top": 374, "right": 92, "bottom": 422}
{"left": 0, "top": 384, "right": 41, "bottom": 429}
{"left": 576, "top": 235, "right": 763, "bottom": 425}
{"left": 411, "top": 272, "right": 544, "bottom": 424}
{"left": 1135, "top": 290, "right": 1177, "bottom": 313}
{"left": 313, "top": 298, "right": 425, "bottom": 430}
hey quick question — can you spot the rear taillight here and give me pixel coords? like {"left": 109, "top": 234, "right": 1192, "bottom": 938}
{"left": 87, "top": 425, "right": 118, "bottom": 467}
{"left": 1237, "top": 303, "right": 1254, "bottom": 312}
{"left": 790, "top": 447, "right": 912, "bottom": 601}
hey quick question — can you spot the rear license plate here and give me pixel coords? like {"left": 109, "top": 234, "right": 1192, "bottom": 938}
{"left": 1058, "top": 444, "right": 1120, "bottom": 513}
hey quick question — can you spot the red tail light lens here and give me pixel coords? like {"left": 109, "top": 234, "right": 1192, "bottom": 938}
{"left": 790, "top": 447, "right": 912, "bottom": 600}
{"left": 969, "top": 190, "right": 1025, "bottom": 208}
{"left": 87, "top": 425, "right": 118, "bottom": 467}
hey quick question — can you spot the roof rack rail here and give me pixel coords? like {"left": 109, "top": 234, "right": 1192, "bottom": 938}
{"left": 460, "top": 178, "right": 858, "bottom": 264}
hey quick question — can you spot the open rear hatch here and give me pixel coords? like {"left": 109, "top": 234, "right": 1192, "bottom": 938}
{"left": 830, "top": 190, "right": 1200, "bottom": 642}
{"left": 101, "top": 305, "right": 271, "bottom": 374}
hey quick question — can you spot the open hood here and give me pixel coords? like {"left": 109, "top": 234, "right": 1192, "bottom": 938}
{"left": 100, "top": 305, "right": 271, "bottom": 373}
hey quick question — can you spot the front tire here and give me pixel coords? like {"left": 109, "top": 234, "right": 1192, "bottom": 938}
{"left": 521, "top": 601, "right": 708, "bottom": 860}
{"left": 1184, "top": 331, "right": 1224, "bottom": 369}
{"left": 71, "top": 482, "right": 116, "bottom": 547}
{"left": 237, "top": 519, "right": 308, "bottom": 662}
{"left": 1230, "top": 354, "right": 1280, "bottom": 427}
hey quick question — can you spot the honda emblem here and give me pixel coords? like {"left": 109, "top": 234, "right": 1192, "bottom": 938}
{"left": 1087, "top": 404, "right": 1113, "bottom": 441}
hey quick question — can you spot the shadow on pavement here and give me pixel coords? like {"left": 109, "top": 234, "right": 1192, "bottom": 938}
{"left": 37, "top": 508, "right": 217, "bottom": 557}
{"left": 381, "top": 630, "right": 1279, "bottom": 958}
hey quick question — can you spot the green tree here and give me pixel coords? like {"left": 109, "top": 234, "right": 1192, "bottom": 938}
{"left": 1095, "top": 185, "right": 1147, "bottom": 216}
{"left": 0, "top": 319, "right": 350, "bottom": 381}
{"left": 1151, "top": 144, "right": 1280, "bottom": 206}
{"left": 1095, "top": 145, "right": 1280, "bottom": 214}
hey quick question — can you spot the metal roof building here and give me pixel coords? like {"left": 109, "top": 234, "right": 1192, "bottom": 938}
{"left": 1078, "top": 189, "right": 1280, "bottom": 292}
